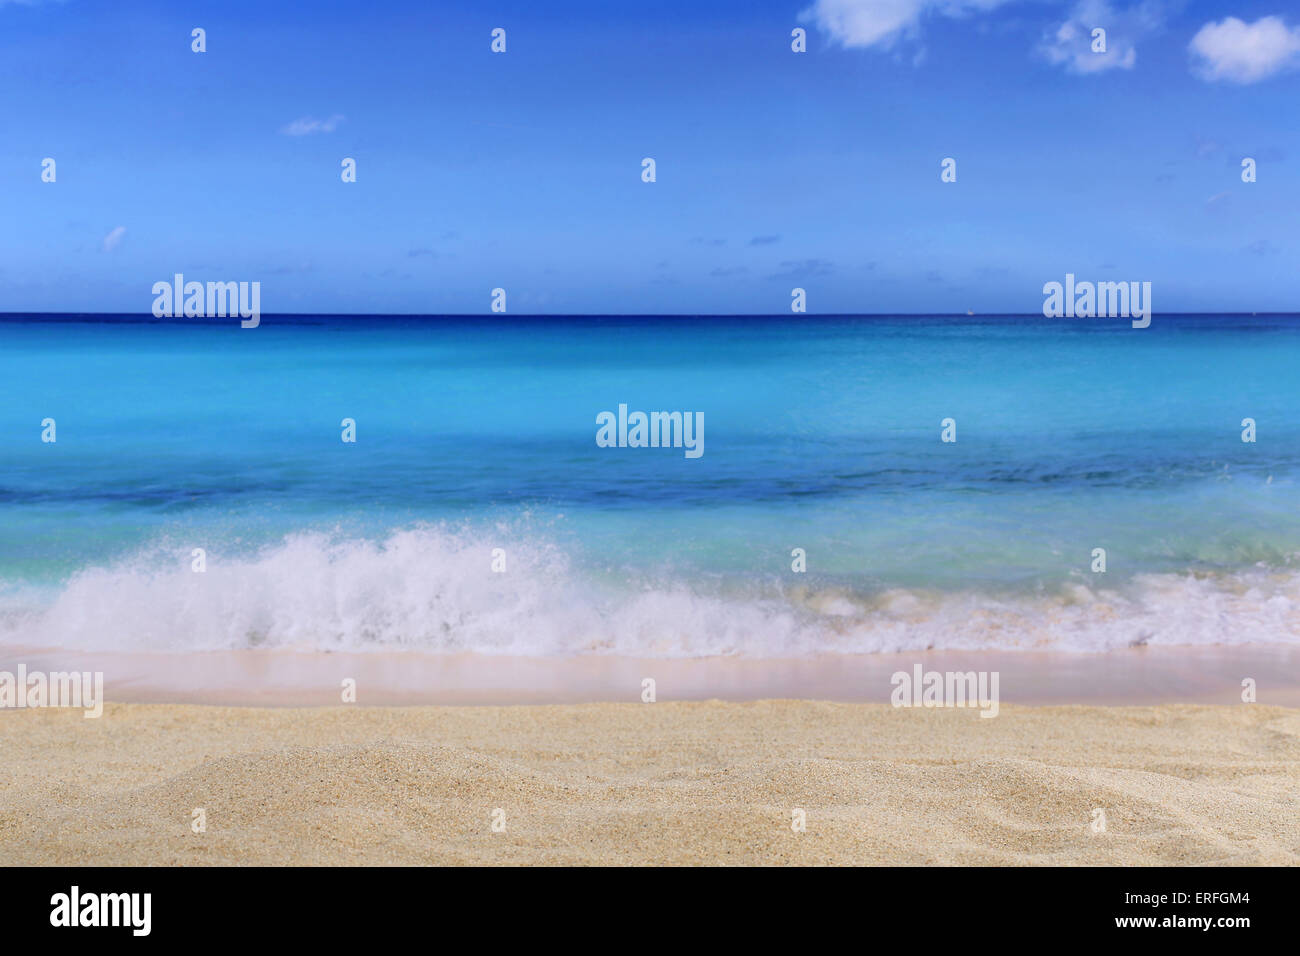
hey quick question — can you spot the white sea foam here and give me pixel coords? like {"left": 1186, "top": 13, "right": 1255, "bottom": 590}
{"left": 1, "top": 526, "right": 1298, "bottom": 656}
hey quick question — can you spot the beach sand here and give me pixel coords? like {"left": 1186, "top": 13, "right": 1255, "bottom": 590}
{"left": 2, "top": 700, "right": 1297, "bottom": 865}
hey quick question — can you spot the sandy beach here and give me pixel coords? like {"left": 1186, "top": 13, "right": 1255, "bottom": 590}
{"left": 2, "top": 699, "right": 1296, "bottom": 866}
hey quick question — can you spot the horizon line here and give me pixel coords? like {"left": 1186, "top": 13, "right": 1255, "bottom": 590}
{"left": 1, "top": 311, "right": 1296, "bottom": 319}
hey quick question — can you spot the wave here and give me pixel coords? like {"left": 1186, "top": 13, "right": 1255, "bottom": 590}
{"left": 1, "top": 525, "right": 1298, "bottom": 656}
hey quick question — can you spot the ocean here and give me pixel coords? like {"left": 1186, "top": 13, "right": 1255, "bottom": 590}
{"left": 2, "top": 312, "right": 1299, "bottom": 657}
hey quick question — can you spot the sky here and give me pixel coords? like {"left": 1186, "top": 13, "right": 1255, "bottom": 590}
{"left": 0, "top": 0, "right": 1296, "bottom": 314}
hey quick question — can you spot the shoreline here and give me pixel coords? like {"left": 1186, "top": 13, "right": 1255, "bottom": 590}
{"left": 2, "top": 643, "right": 1298, "bottom": 707}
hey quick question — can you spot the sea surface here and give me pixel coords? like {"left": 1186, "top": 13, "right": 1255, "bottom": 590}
{"left": 2, "top": 312, "right": 1299, "bottom": 656}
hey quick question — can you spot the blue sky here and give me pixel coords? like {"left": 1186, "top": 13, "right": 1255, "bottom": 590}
{"left": 1, "top": 0, "right": 1296, "bottom": 314}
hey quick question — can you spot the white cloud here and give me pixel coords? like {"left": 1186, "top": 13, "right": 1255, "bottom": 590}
{"left": 800, "top": 0, "right": 1010, "bottom": 51}
{"left": 101, "top": 226, "right": 125, "bottom": 253}
{"left": 1040, "top": 1, "right": 1163, "bottom": 74}
{"left": 1189, "top": 16, "right": 1300, "bottom": 83}
{"left": 280, "top": 114, "right": 345, "bottom": 136}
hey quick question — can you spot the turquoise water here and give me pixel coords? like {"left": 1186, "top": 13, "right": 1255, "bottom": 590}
{"left": 2, "top": 313, "right": 1299, "bottom": 655}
